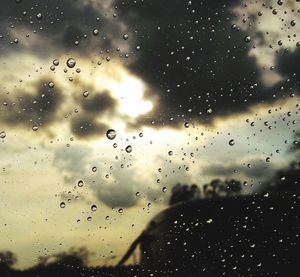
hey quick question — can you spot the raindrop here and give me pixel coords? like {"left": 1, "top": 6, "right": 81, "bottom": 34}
{"left": 60, "top": 202, "right": 66, "bottom": 208}
{"left": 244, "top": 35, "right": 251, "bottom": 43}
{"left": 291, "top": 20, "right": 296, "bottom": 27}
{"left": 83, "top": 91, "right": 89, "bottom": 98}
{"left": 106, "top": 129, "right": 116, "bottom": 140}
{"left": 77, "top": 180, "right": 84, "bottom": 187}
{"left": 87, "top": 216, "right": 92, "bottom": 221}
{"left": 66, "top": 58, "right": 76, "bottom": 68}
{"left": 136, "top": 45, "right": 141, "bottom": 51}
{"left": 123, "top": 34, "right": 129, "bottom": 40}
{"left": 229, "top": 139, "right": 235, "bottom": 146}
{"left": 118, "top": 208, "right": 123, "bottom": 213}
{"left": 36, "top": 13, "right": 43, "bottom": 20}
{"left": 184, "top": 122, "right": 190, "bottom": 128}
{"left": 206, "top": 108, "right": 212, "bottom": 114}
{"left": 125, "top": 145, "right": 132, "bottom": 153}
{"left": 0, "top": 131, "right": 6, "bottom": 139}
{"left": 91, "top": 205, "right": 97, "bottom": 212}
{"left": 48, "top": 81, "right": 54, "bottom": 88}
{"left": 168, "top": 150, "right": 173, "bottom": 156}
{"left": 32, "top": 125, "right": 38, "bottom": 131}
{"left": 92, "top": 166, "right": 97, "bottom": 172}
{"left": 162, "top": 187, "right": 167, "bottom": 192}
{"left": 53, "top": 59, "right": 59, "bottom": 66}
{"left": 93, "top": 29, "right": 99, "bottom": 35}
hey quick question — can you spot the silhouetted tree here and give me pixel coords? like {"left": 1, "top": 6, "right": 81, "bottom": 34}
{"left": 36, "top": 247, "right": 91, "bottom": 269}
{"left": 203, "top": 179, "right": 242, "bottom": 198}
{"left": 0, "top": 251, "right": 17, "bottom": 276}
{"left": 169, "top": 183, "right": 201, "bottom": 205}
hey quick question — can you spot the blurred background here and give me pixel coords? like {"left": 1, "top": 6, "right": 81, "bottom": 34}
{"left": 0, "top": 0, "right": 299, "bottom": 273}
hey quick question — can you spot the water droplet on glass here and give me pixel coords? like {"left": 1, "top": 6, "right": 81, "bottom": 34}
{"left": 244, "top": 35, "right": 251, "bottom": 43}
{"left": 123, "top": 34, "right": 129, "bottom": 40}
{"left": 78, "top": 180, "right": 84, "bottom": 187}
{"left": 125, "top": 145, "right": 132, "bottom": 153}
{"left": 60, "top": 202, "right": 66, "bottom": 208}
{"left": 36, "top": 13, "right": 43, "bottom": 20}
{"left": 83, "top": 91, "right": 89, "bottom": 98}
{"left": 93, "top": 29, "right": 99, "bottom": 35}
{"left": 92, "top": 166, "right": 97, "bottom": 172}
{"left": 48, "top": 81, "right": 54, "bottom": 88}
{"left": 0, "top": 131, "right": 6, "bottom": 139}
{"left": 118, "top": 208, "right": 123, "bottom": 213}
{"left": 206, "top": 108, "right": 212, "bottom": 114}
{"left": 184, "top": 122, "right": 190, "bottom": 128}
{"left": 32, "top": 125, "right": 38, "bottom": 131}
{"left": 229, "top": 139, "right": 235, "bottom": 146}
{"left": 91, "top": 205, "right": 97, "bottom": 212}
{"left": 53, "top": 59, "right": 59, "bottom": 66}
{"left": 106, "top": 129, "right": 116, "bottom": 140}
{"left": 66, "top": 58, "right": 76, "bottom": 68}
{"left": 168, "top": 151, "right": 173, "bottom": 156}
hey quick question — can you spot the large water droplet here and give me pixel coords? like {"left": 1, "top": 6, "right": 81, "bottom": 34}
{"left": 229, "top": 139, "right": 235, "bottom": 146}
{"left": 106, "top": 129, "right": 116, "bottom": 140}
{"left": 91, "top": 205, "right": 97, "bottom": 212}
{"left": 66, "top": 58, "right": 76, "bottom": 68}
{"left": 125, "top": 145, "right": 132, "bottom": 153}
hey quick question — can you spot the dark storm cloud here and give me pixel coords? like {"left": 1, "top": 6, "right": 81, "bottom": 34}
{"left": 276, "top": 47, "right": 300, "bottom": 77}
{"left": 96, "top": 185, "right": 137, "bottom": 208}
{"left": 202, "top": 160, "right": 275, "bottom": 179}
{"left": 81, "top": 91, "right": 116, "bottom": 113}
{"left": 114, "top": 0, "right": 299, "bottom": 127}
{"left": 0, "top": 79, "right": 63, "bottom": 128}
{"left": 71, "top": 115, "right": 109, "bottom": 139}
{"left": 0, "top": 0, "right": 122, "bottom": 56}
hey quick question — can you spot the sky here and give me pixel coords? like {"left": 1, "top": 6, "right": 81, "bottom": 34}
{"left": 0, "top": 0, "right": 299, "bottom": 269}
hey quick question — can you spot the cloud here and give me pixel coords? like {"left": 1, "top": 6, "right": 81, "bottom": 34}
{"left": 81, "top": 91, "right": 116, "bottom": 113}
{"left": 113, "top": 0, "right": 300, "bottom": 128}
{"left": 277, "top": 47, "right": 300, "bottom": 77}
{"left": 70, "top": 115, "right": 109, "bottom": 139}
{"left": 0, "top": 0, "right": 124, "bottom": 57}
{"left": 0, "top": 79, "right": 64, "bottom": 129}
{"left": 202, "top": 159, "right": 276, "bottom": 179}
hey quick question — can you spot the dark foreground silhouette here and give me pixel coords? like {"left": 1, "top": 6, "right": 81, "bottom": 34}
{"left": 2, "top": 192, "right": 299, "bottom": 277}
